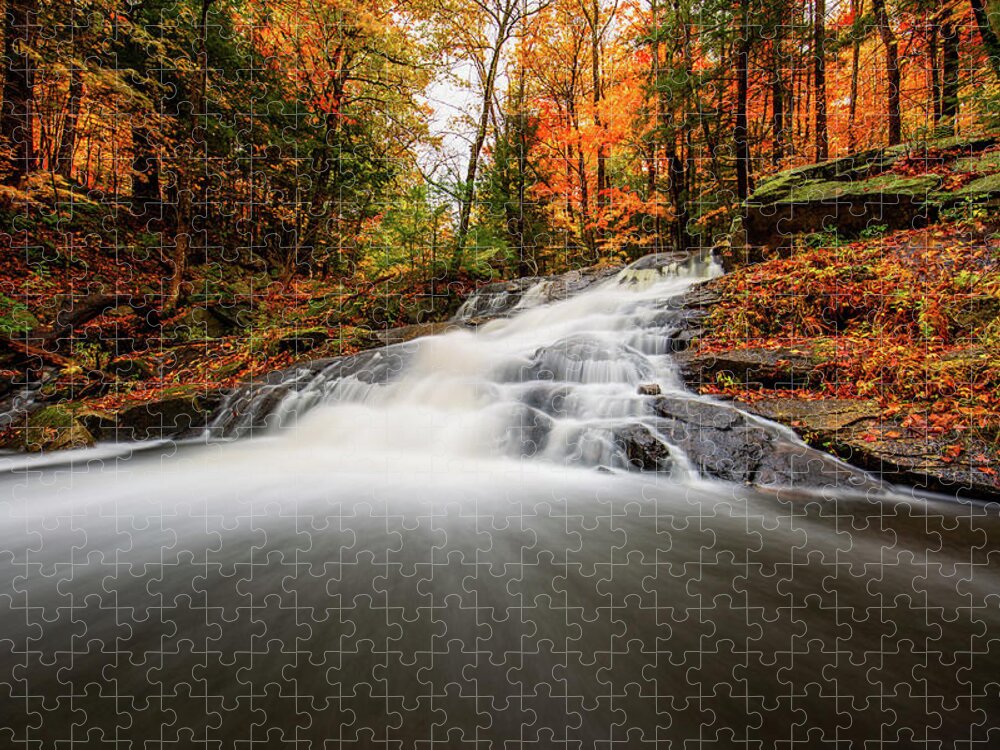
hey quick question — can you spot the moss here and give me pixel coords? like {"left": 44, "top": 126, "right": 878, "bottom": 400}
{"left": 952, "top": 173, "right": 1000, "bottom": 198}
{"left": 23, "top": 405, "right": 94, "bottom": 452}
{"left": 954, "top": 150, "right": 1000, "bottom": 174}
{"left": 749, "top": 136, "right": 998, "bottom": 208}
{"left": 777, "top": 174, "right": 942, "bottom": 204}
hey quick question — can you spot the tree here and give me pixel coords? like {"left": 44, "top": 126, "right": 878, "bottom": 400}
{"left": 735, "top": 0, "right": 752, "bottom": 200}
{"left": 939, "top": 15, "right": 960, "bottom": 135}
{"left": 55, "top": 0, "right": 83, "bottom": 179}
{"left": 448, "top": 0, "right": 548, "bottom": 269}
{"left": 970, "top": 0, "right": 1000, "bottom": 82}
{"left": 872, "top": 0, "right": 901, "bottom": 145}
{"left": 1, "top": 0, "right": 40, "bottom": 186}
{"left": 814, "top": 0, "right": 828, "bottom": 160}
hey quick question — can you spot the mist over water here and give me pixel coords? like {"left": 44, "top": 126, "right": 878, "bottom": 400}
{"left": 2, "top": 253, "right": 999, "bottom": 746}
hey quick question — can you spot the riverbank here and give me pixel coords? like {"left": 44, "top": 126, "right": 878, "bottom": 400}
{"left": 2, "top": 137, "right": 998, "bottom": 502}
{"left": 678, "top": 221, "right": 1000, "bottom": 501}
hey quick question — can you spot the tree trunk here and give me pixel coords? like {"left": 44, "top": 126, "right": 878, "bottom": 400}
{"left": 57, "top": 0, "right": 82, "bottom": 180}
{"left": 590, "top": 0, "right": 607, "bottom": 218}
{"left": 453, "top": 22, "right": 509, "bottom": 270}
{"left": 940, "top": 20, "right": 959, "bottom": 135}
{"left": 873, "top": 0, "right": 901, "bottom": 145}
{"left": 847, "top": 0, "right": 863, "bottom": 152}
{"left": 814, "top": 0, "right": 828, "bottom": 161}
{"left": 164, "top": 0, "right": 213, "bottom": 311}
{"left": 666, "top": 138, "right": 689, "bottom": 250}
{"left": 970, "top": 0, "right": 1000, "bottom": 82}
{"left": 1, "top": 0, "right": 39, "bottom": 187}
{"left": 58, "top": 67, "right": 83, "bottom": 180}
{"left": 735, "top": 0, "right": 751, "bottom": 201}
{"left": 166, "top": 173, "right": 191, "bottom": 312}
{"left": 928, "top": 20, "right": 942, "bottom": 124}
{"left": 771, "top": 25, "right": 785, "bottom": 166}
{"left": 131, "top": 126, "right": 161, "bottom": 205}
{"left": 650, "top": 0, "right": 661, "bottom": 251}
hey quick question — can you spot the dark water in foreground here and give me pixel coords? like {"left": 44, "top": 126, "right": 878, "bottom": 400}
{"left": 3, "top": 452, "right": 998, "bottom": 747}
{"left": 2, "top": 257, "right": 999, "bottom": 746}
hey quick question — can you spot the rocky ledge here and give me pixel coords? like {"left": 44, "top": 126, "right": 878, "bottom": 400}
{"left": 676, "top": 349, "right": 1000, "bottom": 502}
{"left": 739, "top": 136, "right": 999, "bottom": 252}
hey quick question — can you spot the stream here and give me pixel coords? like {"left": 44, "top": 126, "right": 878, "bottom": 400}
{"left": 2, "top": 252, "right": 998, "bottom": 745}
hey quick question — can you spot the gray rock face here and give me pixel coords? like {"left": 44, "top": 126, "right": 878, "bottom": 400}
{"left": 675, "top": 347, "right": 821, "bottom": 389}
{"left": 117, "top": 393, "right": 225, "bottom": 441}
{"left": 743, "top": 396, "right": 1000, "bottom": 502}
{"left": 614, "top": 424, "right": 672, "bottom": 472}
{"left": 453, "top": 265, "right": 628, "bottom": 324}
{"left": 205, "top": 343, "right": 416, "bottom": 439}
{"left": 651, "top": 396, "right": 879, "bottom": 490}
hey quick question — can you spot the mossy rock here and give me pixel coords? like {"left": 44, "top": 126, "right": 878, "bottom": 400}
{"left": 951, "top": 173, "right": 1000, "bottom": 200}
{"left": 165, "top": 304, "right": 249, "bottom": 340}
{"left": 749, "top": 135, "right": 997, "bottom": 208}
{"left": 117, "top": 390, "right": 225, "bottom": 441}
{"left": 77, "top": 407, "right": 118, "bottom": 441}
{"left": 776, "top": 174, "right": 942, "bottom": 204}
{"left": 273, "top": 328, "right": 329, "bottom": 355}
{"left": 954, "top": 150, "right": 1000, "bottom": 174}
{"left": 750, "top": 149, "right": 891, "bottom": 204}
{"left": 21, "top": 405, "right": 95, "bottom": 452}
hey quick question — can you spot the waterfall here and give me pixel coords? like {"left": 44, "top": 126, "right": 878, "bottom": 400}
{"left": 205, "top": 251, "right": 716, "bottom": 467}
{"left": 185, "top": 250, "right": 873, "bottom": 490}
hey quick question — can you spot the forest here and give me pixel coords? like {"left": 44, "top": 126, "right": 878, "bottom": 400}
{"left": 0, "top": 0, "right": 998, "bottom": 482}
{"left": 1, "top": 0, "right": 997, "bottom": 282}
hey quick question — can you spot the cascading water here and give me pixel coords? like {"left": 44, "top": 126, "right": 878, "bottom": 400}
{"left": 2, "top": 251, "right": 998, "bottom": 746}
{"left": 208, "top": 251, "right": 721, "bottom": 472}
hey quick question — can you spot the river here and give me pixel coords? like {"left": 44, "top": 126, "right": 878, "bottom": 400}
{"left": 2, "top": 252, "right": 998, "bottom": 745}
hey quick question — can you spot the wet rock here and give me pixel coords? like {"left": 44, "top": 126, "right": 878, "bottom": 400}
{"left": 205, "top": 344, "right": 416, "bottom": 438}
{"left": 0, "top": 405, "right": 95, "bottom": 452}
{"left": 502, "top": 336, "right": 654, "bottom": 385}
{"left": 117, "top": 391, "right": 225, "bottom": 441}
{"left": 651, "top": 396, "right": 878, "bottom": 490}
{"left": 453, "top": 276, "right": 546, "bottom": 323}
{"left": 746, "top": 398, "right": 881, "bottom": 432}
{"left": 637, "top": 383, "right": 661, "bottom": 396}
{"left": 675, "top": 347, "right": 821, "bottom": 389}
{"left": 614, "top": 424, "right": 672, "bottom": 472}
{"left": 275, "top": 329, "right": 329, "bottom": 355}
{"left": 742, "top": 396, "right": 1000, "bottom": 502}
{"left": 374, "top": 321, "right": 458, "bottom": 346}
{"left": 78, "top": 408, "right": 118, "bottom": 441}
{"left": 454, "top": 265, "right": 622, "bottom": 324}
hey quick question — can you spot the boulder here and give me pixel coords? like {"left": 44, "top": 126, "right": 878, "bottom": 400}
{"left": 165, "top": 304, "right": 250, "bottom": 340}
{"left": 675, "top": 347, "right": 821, "bottom": 389}
{"left": 374, "top": 321, "right": 458, "bottom": 346}
{"left": 117, "top": 391, "right": 224, "bottom": 441}
{"left": 454, "top": 265, "right": 621, "bottom": 324}
{"left": 742, "top": 396, "right": 1000, "bottom": 502}
{"left": 743, "top": 136, "right": 998, "bottom": 248}
{"left": 0, "top": 405, "right": 95, "bottom": 452}
{"left": 275, "top": 329, "right": 329, "bottom": 355}
{"left": 614, "top": 424, "right": 672, "bottom": 471}
{"left": 651, "top": 396, "right": 878, "bottom": 490}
